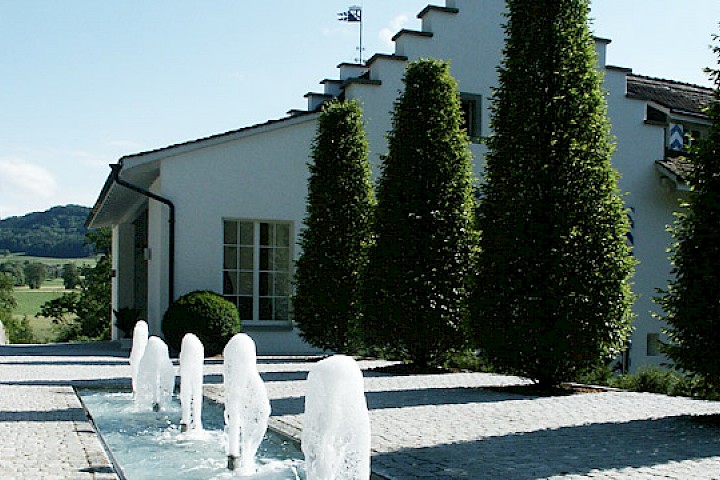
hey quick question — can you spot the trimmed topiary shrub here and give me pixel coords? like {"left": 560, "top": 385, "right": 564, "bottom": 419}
{"left": 162, "top": 290, "right": 241, "bottom": 356}
{"left": 361, "top": 59, "right": 478, "bottom": 367}
{"left": 470, "top": 0, "right": 635, "bottom": 387}
{"left": 294, "top": 99, "right": 375, "bottom": 354}
{"left": 658, "top": 31, "right": 720, "bottom": 390}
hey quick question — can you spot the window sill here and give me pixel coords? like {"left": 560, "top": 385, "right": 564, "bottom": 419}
{"left": 243, "top": 321, "right": 295, "bottom": 332}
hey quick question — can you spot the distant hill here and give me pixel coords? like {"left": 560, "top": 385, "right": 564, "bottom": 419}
{"left": 0, "top": 205, "right": 94, "bottom": 258}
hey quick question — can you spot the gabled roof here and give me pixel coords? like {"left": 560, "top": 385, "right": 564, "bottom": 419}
{"left": 627, "top": 74, "right": 713, "bottom": 119}
{"left": 87, "top": 111, "right": 319, "bottom": 228}
{"left": 656, "top": 156, "right": 694, "bottom": 184}
{"left": 121, "top": 111, "right": 317, "bottom": 164}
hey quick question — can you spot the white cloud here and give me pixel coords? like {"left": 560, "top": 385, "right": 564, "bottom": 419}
{"left": 379, "top": 14, "right": 411, "bottom": 46}
{"left": 0, "top": 157, "right": 58, "bottom": 218}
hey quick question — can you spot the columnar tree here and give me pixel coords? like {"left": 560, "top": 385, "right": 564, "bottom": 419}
{"left": 62, "top": 263, "right": 80, "bottom": 290}
{"left": 362, "top": 59, "right": 478, "bottom": 367}
{"left": 0, "top": 273, "right": 16, "bottom": 322}
{"left": 0, "top": 262, "right": 24, "bottom": 286}
{"left": 24, "top": 263, "right": 47, "bottom": 289}
{"left": 0, "top": 273, "right": 33, "bottom": 344}
{"left": 293, "top": 100, "right": 375, "bottom": 353}
{"left": 470, "top": 0, "right": 634, "bottom": 386}
{"left": 659, "top": 31, "right": 720, "bottom": 388}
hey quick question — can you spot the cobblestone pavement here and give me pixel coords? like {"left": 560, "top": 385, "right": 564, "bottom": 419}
{"left": 2, "top": 342, "right": 720, "bottom": 479}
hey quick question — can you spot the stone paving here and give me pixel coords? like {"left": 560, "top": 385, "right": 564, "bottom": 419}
{"left": 2, "top": 342, "right": 720, "bottom": 479}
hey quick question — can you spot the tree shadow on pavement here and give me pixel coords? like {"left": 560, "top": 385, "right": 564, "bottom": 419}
{"left": 0, "top": 342, "right": 127, "bottom": 358}
{"left": 371, "top": 414, "right": 720, "bottom": 480}
{"left": 270, "top": 386, "right": 527, "bottom": 417}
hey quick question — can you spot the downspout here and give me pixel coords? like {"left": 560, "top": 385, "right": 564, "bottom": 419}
{"left": 110, "top": 163, "right": 175, "bottom": 304}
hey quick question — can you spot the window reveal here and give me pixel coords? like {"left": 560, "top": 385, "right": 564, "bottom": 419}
{"left": 223, "top": 220, "right": 292, "bottom": 322}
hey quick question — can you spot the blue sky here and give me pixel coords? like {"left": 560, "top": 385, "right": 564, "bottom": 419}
{"left": 1, "top": 0, "right": 718, "bottom": 219}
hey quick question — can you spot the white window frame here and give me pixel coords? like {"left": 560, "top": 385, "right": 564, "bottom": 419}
{"left": 222, "top": 219, "right": 293, "bottom": 327}
{"left": 460, "top": 92, "right": 483, "bottom": 143}
{"left": 646, "top": 332, "right": 661, "bottom": 357}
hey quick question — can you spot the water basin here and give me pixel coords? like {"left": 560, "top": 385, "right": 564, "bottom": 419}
{"left": 78, "top": 389, "right": 303, "bottom": 479}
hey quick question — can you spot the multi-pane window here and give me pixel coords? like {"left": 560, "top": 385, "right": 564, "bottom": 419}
{"left": 460, "top": 93, "right": 482, "bottom": 142}
{"left": 223, "top": 220, "right": 292, "bottom": 323}
{"left": 646, "top": 333, "right": 661, "bottom": 357}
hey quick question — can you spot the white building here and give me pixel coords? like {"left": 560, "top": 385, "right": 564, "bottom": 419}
{"left": 87, "top": 0, "right": 713, "bottom": 367}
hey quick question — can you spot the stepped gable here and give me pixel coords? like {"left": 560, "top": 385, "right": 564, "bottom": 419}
{"left": 316, "top": 1, "right": 461, "bottom": 105}
{"left": 627, "top": 74, "right": 713, "bottom": 118}
{"left": 417, "top": 5, "right": 460, "bottom": 18}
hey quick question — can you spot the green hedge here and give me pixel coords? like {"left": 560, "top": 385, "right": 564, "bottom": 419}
{"left": 162, "top": 291, "right": 241, "bottom": 356}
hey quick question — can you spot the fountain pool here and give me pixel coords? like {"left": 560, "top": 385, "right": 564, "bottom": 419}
{"left": 78, "top": 389, "right": 303, "bottom": 480}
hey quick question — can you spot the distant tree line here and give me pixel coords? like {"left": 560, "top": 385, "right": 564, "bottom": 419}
{"left": 0, "top": 260, "right": 82, "bottom": 289}
{"left": 0, "top": 205, "right": 93, "bottom": 258}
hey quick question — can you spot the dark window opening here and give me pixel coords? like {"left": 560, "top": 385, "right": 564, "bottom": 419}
{"left": 646, "top": 105, "right": 667, "bottom": 124}
{"left": 460, "top": 93, "right": 482, "bottom": 142}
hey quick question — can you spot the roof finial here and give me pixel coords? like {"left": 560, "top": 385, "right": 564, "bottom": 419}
{"left": 338, "top": 5, "right": 364, "bottom": 64}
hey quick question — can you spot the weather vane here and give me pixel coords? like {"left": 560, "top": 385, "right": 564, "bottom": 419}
{"left": 338, "top": 5, "right": 364, "bottom": 63}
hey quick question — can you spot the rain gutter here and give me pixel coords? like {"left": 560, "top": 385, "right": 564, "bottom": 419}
{"left": 110, "top": 163, "right": 175, "bottom": 304}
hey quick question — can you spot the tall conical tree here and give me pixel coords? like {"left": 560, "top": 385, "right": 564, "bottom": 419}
{"left": 659, "top": 31, "right": 720, "bottom": 388}
{"left": 293, "top": 100, "right": 375, "bottom": 353}
{"left": 470, "top": 0, "right": 634, "bottom": 386}
{"left": 361, "top": 59, "right": 478, "bottom": 367}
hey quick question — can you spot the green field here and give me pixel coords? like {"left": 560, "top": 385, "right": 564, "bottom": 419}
{"left": 2, "top": 253, "right": 96, "bottom": 268}
{"left": 13, "top": 288, "right": 70, "bottom": 316}
{"left": 1, "top": 254, "right": 96, "bottom": 343}
{"left": 12, "top": 285, "right": 78, "bottom": 343}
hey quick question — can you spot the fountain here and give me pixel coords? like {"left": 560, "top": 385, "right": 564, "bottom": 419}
{"left": 78, "top": 389, "right": 302, "bottom": 480}
{"left": 128, "top": 320, "right": 149, "bottom": 396}
{"left": 77, "top": 334, "right": 373, "bottom": 479}
{"left": 223, "top": 333, "right": 271, "bottom": 476}
{"left": 179, "top": 333, "right": 205, "bottom": 433}
{"left": 302, "top": 355, "right": 370, "bottom": 480}
{"left": 135, "top": 336, "right": 175, "bottom": 412}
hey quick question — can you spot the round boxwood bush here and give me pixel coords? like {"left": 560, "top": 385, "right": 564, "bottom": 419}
{"left": 162, "top": 290, "right": 241, "bottom": 356}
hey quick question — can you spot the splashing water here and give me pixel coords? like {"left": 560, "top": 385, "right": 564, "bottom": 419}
{"left": 78, "top": 389, "right": 303, "bottom": 480}
{"left": 129, "top": 320, "right": 149, "bottom": 396}
{"left": 302, "top": 355, "right": 370, "bottom": 480}
{"left": 136, "top": 336, "right": 175, "bottom": 412}
{"left": 224, "top": 333, "right": 271, "bottom": 476}
{"left": 179, "top": 333, "right": 205, "bottom": 433}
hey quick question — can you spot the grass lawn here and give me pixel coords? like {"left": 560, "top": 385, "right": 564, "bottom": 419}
{"left": 1, "top": 254, "right": 98, "bottom": 343}
{"left": 12, "top": 284, "right": 78, "bottom": 343}
{"left": 2, "top": 253, "right": 97, "bottom": 268}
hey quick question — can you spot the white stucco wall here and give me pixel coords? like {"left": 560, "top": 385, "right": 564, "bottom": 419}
{"left": 146, "top": 177, "right": 170, "bottom": 337}
{"left": 161, "top": 119, "right": 316, "bottom": 299}
{"left": 606, "top": 68, "right": 680, "bottom": 370}
{"left": 146, "top": 117, "right": 320, "bottom": 354}
{"left": 349, "top": 0, "right": 504, "bottom": 179}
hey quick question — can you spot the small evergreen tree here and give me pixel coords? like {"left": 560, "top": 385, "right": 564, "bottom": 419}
{"left": 293, "top": 100, "right": 375, "bottom": 353}
{"left": 659, "top": 31, "right": 720, "bottom": 388}
{"left": 470, "top": 0, "right": 634, "bottom": 386}
{"left": 0, "top": 262, "right": 24, "bottom": 286}
{"left": 0, "top": 272, "right": 15, "bottom": 314}
{"left": 361, "top": 59, "right": 478, "bottom": 367}
{"left": 0, "top": 273, "right": 16, "bottom": 340}
{"left": 62, "top": 263, "right": 80, "bottom": 289}
{"left": 24, "top": 263, "right": 47, "bottom": 289}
